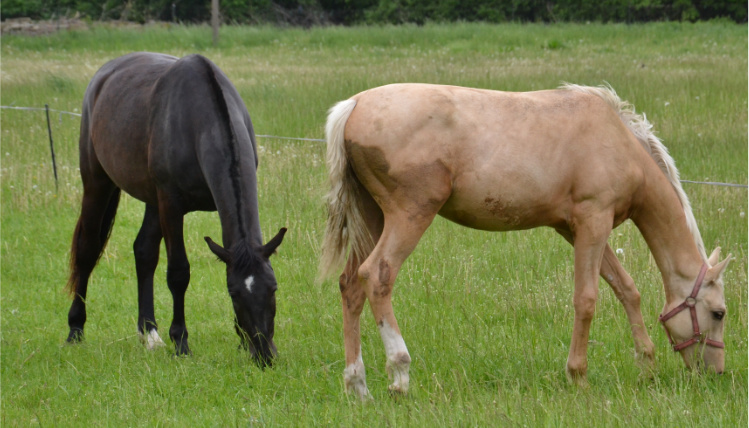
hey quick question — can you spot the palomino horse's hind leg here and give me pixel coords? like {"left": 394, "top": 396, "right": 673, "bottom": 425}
{"left": 67, "top": 182, "right": 120, "bottom": 342}
{"left": 357, "top": 211, "right": 438, "bottom": 396}
{"left": 561, "top": 211, "right": 613, "bottom": 386}
{"left": 340, "top": 188, "right": 383, "bottom": 399}
{"left": 133, "top": 203, "right": 165, "bottom": 350}
{"left": 599, "top": 245, "right": 655, "bottom": 370}
{"left": 340, "top": 255, "right": 372, "bottom": 399}
{"left": 555, "top": 230, "right": 655, "bottom": 372}
{"left": 157, "top": 193, "right": 191, "bottom": 356}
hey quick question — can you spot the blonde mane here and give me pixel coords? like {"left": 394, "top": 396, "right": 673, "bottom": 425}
{"left": 560, "top": 83, "right": 707, "bottom": 261}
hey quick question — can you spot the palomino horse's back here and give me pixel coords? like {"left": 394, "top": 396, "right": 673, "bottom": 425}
{"left": 343, "top": 83, "right": 648, "bottom": 232}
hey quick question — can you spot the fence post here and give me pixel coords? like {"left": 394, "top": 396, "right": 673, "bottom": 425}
{"left": 211, "top": 0, "right": 220, "bottom": 47}
{"left": 44, "top": 104, "right": 59, "bottom": 191}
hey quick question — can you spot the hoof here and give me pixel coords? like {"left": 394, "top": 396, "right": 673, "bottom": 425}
{"left": 138, "top": 329, "right": 166, "bottom": 350}
{"left": 387, "top": 384, "right": 408, "bottom": 399}
{"left": 66, "top": 328, "right": 84, "bottom": 343}
{"left": 565, "top": 371, "right": 590, "bottom": 389}
{"left": 173, "top": 341, "right": 192, "bottom": 357}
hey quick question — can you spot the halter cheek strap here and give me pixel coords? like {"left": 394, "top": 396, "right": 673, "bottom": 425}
{"left": 658, "top": 264, "right": 725, "bottom": 352}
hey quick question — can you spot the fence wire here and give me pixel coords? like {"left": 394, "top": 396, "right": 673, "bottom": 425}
{"left": 2, "top": 104, "right": 746, "bottom": 189}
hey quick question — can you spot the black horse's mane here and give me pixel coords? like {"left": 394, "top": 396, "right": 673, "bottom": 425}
{"left": 197, "top": 55, "right": 248, "bottom": 241}
{"left": 229, "top": 239, "right": 263, "bottom": 273}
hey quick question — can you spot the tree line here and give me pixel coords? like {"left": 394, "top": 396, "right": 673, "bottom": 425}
{"left": 3, "top": 0, "right": 746, "bottom": 25}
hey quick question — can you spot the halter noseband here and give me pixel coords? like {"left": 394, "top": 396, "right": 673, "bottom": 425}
{"left": 658, "top": 264, "right": 725, "bottom": 352}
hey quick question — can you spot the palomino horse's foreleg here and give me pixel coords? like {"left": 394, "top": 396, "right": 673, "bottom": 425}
{"left": 599, "top": 245, "right": 655, "bottom": 370}
{"left": 133, "top": 203, "right": 165, "bottom": 350}
{"left": 157, "top": 194, "right": 191, "bottom": 356}
{"left": 358, "top": 212, "right": 436, "bottom": 396}
{"left": 556, "top": 229, "right": 655, "bottom": 372}
{"left": 565, "top": 212, "right": 612, "bottom": 385}
{"left": 66, "top": 184, "right": 120, "bottom": 343}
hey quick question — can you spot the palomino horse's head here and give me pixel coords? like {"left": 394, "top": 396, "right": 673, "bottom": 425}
{"left": 659, "top": 247, "right": 731, "bottom": 373}
{"left": 205, "top": 228, "right": 287, "bottom": 367}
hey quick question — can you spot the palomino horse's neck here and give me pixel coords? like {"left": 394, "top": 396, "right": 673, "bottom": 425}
{"left": 631, "top": 168, "right": 705, "bottom": 301}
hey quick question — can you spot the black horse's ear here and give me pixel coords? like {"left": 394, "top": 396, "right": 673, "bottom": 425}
{"left": 205, "top": 236, "right": 230, "bottom": 264}
{"left": 261, "top": 228, "right": 287, "bottom": 259}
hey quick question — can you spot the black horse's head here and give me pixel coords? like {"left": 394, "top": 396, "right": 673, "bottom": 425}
{"left": 205, "top": 228, "right": 286, "bottom": 366}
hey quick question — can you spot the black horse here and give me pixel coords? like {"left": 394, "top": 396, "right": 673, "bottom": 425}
{"left": 66, "top": 52, "right": 286, "bottom": 365}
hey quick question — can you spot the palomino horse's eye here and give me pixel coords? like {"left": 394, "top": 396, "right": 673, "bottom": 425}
{"left": 712, "top": 311, "right": 725, "bottom": 321}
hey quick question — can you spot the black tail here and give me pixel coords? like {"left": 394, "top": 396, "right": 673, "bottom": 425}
{"left": 66, "top": 188, "right": 121, "bottom": 296}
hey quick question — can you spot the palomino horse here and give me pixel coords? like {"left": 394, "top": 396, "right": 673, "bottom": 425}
{"left": 319, "top": 83, "right": 731, "bottom": 398}
{"left": 66, "top": 52, "right": 286, "bottom": 365}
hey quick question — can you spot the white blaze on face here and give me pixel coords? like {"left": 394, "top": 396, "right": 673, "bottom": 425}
{"left": 245, "top": 275, "right": 255, "bottom": 293}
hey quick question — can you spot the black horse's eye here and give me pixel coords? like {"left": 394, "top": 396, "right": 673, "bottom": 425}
{"left": 712, "top": 311, "right": 725, "bottom": 321}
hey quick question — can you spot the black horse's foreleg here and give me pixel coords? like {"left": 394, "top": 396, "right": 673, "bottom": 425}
{"left": 67, "top": 185, "right": 121, "bottom": 342}
{"left": 134, "top": 203, "right": 165, "bottom": 348}
{"left": 157, "top": 195, "right": 192, "bottom": 356}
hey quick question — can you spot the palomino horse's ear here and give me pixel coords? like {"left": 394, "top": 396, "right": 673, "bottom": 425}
{"left": 261, "top": 228, "right": 287, "bottom": 259}
{"left": 708, "top": 247, "right": 722, "bottom": 266}
{"left": 705, "top": 254, "right": 732, "bottom": 285}
{"left": 205, "top": 236, "right": 231, "bottom": 264}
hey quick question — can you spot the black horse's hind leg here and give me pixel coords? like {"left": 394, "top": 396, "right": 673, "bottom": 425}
{"left": 134, "top": 203, "right": 165, "bottom": 349}
{"left": 157, "top": 194, "right": 192, "bottom": 356}
{"left": 67, "top": 184, "right": 121, "bottom": 342}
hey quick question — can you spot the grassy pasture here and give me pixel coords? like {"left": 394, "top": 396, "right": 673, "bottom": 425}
{"left": 1, "top": 22, "right": 747, "bottom": 426}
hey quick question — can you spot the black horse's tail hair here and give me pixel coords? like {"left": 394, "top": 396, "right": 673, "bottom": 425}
{"left": 66, "top": 188, "right": 121, "bottom": 296}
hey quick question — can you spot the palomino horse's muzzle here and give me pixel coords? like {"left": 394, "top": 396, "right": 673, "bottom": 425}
{"left": 658, "top": 264, "right": 725, "bottom": 352}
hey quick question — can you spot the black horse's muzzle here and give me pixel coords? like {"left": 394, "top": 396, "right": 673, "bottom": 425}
{"left": 235, "top": 323, "right": 276, "bottom": 367}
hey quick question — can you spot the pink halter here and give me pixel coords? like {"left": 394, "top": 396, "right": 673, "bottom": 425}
{"left": 658, "top": 264, "right": 724, "bottom": 352}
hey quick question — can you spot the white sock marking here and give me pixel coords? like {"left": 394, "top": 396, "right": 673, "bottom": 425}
{"left": 139, "top": 328, "right": 166, "bottom": 350}
{"left": 378, "top": 320, "right": 411, "bottom": 393}
{"left": 343, "top": 346, "right": 371, "bottom": 399}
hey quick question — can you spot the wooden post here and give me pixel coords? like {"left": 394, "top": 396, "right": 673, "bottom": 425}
{"left": 211, "top": 0, "right": 219, "bottom": 47}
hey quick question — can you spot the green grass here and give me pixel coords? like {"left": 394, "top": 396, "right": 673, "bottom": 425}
{"left": 1, "top": 22, "right": 747, "bottom": 426}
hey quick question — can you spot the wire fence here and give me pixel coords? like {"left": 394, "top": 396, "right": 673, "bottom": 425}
{"left": 2, "top": 104, "right": 746, "bottom": 189}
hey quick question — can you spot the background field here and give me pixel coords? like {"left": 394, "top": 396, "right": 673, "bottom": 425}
{"left": 1, "top": 22, "right": 747, "bottom": 426}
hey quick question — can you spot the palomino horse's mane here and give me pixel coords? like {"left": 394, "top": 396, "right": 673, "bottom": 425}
{"left": 560, "top": 83, "right": 708, "bottom": 261}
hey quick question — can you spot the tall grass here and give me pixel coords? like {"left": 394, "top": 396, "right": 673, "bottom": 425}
{"left": 1, "top": 22, "right": 746, "bottom": 426}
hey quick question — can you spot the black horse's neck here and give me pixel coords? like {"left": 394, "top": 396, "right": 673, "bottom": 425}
{"left": 198, "top": 55, "right": 264, "bottom": 250}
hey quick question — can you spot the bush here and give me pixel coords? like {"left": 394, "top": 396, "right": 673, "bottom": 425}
{"left": 1, "top": 0, "right": 746, "bottom": 24}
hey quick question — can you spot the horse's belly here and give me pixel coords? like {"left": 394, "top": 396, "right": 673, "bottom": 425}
{"left": 438, "top": 189, "right": 566, "bottom": 231}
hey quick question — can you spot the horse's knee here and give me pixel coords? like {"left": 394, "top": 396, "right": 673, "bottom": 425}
{"left": 166, "top": 262, "right": 190, "bottom": 291}
{"left": 339, "top": 271, "right": 366, "bottom": 315}
{"left": 622, "top": 284, "right": 641, "bottom": 307}
{"left": 573, "top": 290, "right": 598, "bottom": 321}
{"left": 358, "top": 258, "right": 394, "bottom": 300}
{"left": 133, "top": 239, "right": 158, "bottom": 266}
